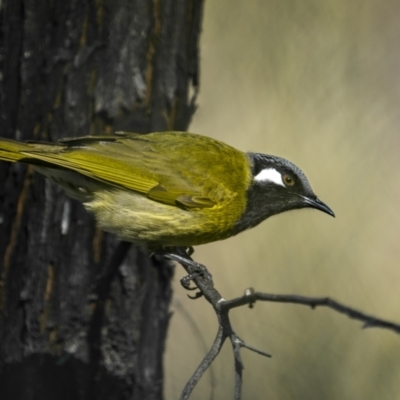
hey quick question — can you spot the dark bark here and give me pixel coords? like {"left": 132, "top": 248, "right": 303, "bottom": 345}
{"left": 0, "top": 1, "right": 204, "bottom": 399}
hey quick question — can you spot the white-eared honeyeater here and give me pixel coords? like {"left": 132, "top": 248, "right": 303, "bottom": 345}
{"left": 0, "top": 131, "right": 334, "bottom": 247}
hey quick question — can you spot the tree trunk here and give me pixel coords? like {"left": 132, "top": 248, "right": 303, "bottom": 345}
{"left": 0, "top": 1, "right": 203, "bottom": 399}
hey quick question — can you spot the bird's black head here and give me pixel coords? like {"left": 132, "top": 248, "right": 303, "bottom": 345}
{"left": 234, "top": 153, "right": 334, "bottom": 233}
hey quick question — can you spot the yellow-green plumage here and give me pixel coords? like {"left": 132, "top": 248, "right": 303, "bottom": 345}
{"left": 0, "top": 132, "right": 252, "bottom": 246}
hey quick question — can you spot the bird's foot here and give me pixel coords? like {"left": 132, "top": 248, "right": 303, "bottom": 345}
{"left": 159, "top": 247, "right": 212, "bottom": 296}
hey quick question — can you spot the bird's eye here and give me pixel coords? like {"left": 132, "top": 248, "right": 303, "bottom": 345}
{"left": 283, "top": 174, "right": 295, "bottom": 186}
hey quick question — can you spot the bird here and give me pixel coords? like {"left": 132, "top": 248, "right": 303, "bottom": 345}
{"left": 0, "top": 131, "right": 334, "bottom": 249}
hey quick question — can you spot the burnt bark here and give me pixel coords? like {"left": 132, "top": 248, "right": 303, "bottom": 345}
{"left": 0, "top": 1, "right": 204, "bottom": 399}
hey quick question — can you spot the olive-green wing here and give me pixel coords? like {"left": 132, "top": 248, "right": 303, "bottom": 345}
{"left": 27, "top": 134, "right": 158, "bottom": 194}
{"left": 20, "top": 132, "right": 247, "bottom": 208}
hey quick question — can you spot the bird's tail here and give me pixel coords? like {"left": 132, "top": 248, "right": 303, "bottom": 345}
{"left": 0, "top": 138, "right": 33, "bottom": 163}
{"left": 0, "top": 138, "right": 97, "bottom": 201}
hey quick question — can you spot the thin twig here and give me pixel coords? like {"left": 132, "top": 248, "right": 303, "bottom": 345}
{"left": 221, "top": 292, "right": 400, "bottom": 334}
{"left": 173, "top": 298, "right": 218, "bottom": 399}
{"left": 164, "top": 248, "right": 400, "bottom": 400}
{"left": 164, "top": 249, "right": 400, "bottom": 400}
{"left": 180, "top": 326, "right": 226, "bottom": 400}
{"left": 162, "top": 248, "right": 271, "bottom": 400}
{"left": 230, "top": 332, "right": 244, "bottom": 400}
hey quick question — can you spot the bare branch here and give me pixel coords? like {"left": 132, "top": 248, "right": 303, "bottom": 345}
{"left": 180, "top": 326, "right": 226, "bottom": 400}
{"left": 162, "top": 248, "right": 400, "bottom": 399}
{"left": 161, "top": 249, "right": 273, "bottom": 400}
{"left": 222, "top": 292, "right": 400, "bottom": 334}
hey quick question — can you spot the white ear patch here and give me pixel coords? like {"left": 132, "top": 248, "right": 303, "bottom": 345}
{"left": 254, "top": 168, "right": 284, "bottom": 186}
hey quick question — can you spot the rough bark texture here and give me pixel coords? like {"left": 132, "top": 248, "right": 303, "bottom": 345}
{"left": 0, "top": 1, "right": 203, "bottom": 399}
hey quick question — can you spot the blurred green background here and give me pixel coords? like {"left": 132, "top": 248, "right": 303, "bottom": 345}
{"left": 165, "top": 1, "right": 400, "bottom": 399}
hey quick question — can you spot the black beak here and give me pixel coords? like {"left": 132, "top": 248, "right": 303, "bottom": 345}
{"left": 302, "top": 196, "right": 335, "bottom": 217}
